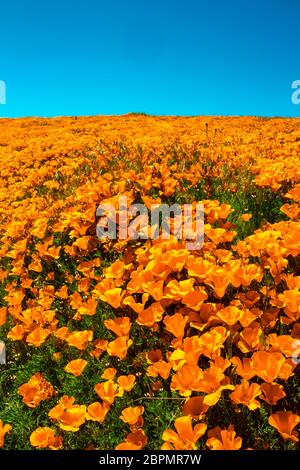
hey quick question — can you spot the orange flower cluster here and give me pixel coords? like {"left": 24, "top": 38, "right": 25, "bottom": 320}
{"left": 18, "top": 372, "right": 55, "bottom": 408}
{"left": 0, "top": 115, "right": 299, "bottom": 450}
{"left": 30, "top": 427, "right": 63, "bottom": 450}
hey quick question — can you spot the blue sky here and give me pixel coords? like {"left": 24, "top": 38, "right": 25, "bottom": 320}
{"left": 0, "top": 0, "right": 300, "bottom": 117}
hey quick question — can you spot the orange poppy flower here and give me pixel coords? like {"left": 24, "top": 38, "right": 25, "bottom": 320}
{"left": 163, "top": 313, "right": 188, "bottom": 338}
{"left": 55, "top": 285, "right": 68, "bottom": 299}
{"left": 101, "top": 368, "right": 117, "bottom": 380}
{"left": 30, "top": 427, "right": 63, "bottom": 450}
{"left": 147, "top": 360, "right": 172, "bottom": 380}
{"left": 216, "top": 306, "right": 244, "bottom": 326}
{"left": 162, "top": 416, "right": 207, "bottom": 450}
{"left": 241, "top": 213, "right": 252, "bottom": 221}
{"left": 143, "top": 280, "right": 164, "bottom": 301}
{"left": 182, "top": 288, "right": 208, "bottom": 311}
{"left": 251, "top": 351, "right": 286, "bottom": 383}
{"left": 231, "top": 356, "right": 255, "bottom": 380}
{"left": 230, "top": 380, "right": 262, "bottom": 410}
{"left": 120, "top": 406, "right": 144, "bottom": 426}
{"left": 107, "top": 336, "right": 133, "bottom": 359}
{"left": 169, "top": 339, "right": 199, "bottom": 370}
{"left": 94, "top": 380, "right": 123, "bottom": 404}
{"left": 86, "top": 402, "right": 110, "bottom": 423}
{"left": 206, "top": 227, "right": 227, "bottom": 245}
{"left": 260, "top": 383, "right": 286, "bottom": 405}
{"left": 197, "top": 367, "right": 234, "bottom": 406}
{"left": 237, "top": 326, "right": 262, "bottom": 353}
{"left": 64, "top": 359, "right": 88, "bottom": 377}
{"left": 104, "top": 317, "right": 131, "bottom": 337}
{"left": 146, "top": 349, "right": 162, "bottom": 363}
{"left": 267, "top": 333, "right": 296, "bottom": 357}
{"left": 7, "top": 324, "right": 27, "bottom": 341}
{"left": 277, "top": 359, "right": 295, "bottom": 381}
{"left": 268, "top": 411, "right": 300, "bottom": 442}
{"left": 182, "top": 396, "right": 210, "bottom": 419}
{"left": 163, "top": 279, "right": 195, "bottom": 300}
{"left": 186, "top": 256, "right": 212, "bottom": 279}
{"left": 31, "top": 219, "right": 48, "bottom": 239}
{"left": 278, "top": 290, "right": 300, "bottom": 314}
{"left": 65, "top": 330, "right": 93, "bottom": 350}
{"left": 166, "top": 249, "right": 190, "bottom": 272}
{"left": 237, "top": 307, "right": 259, "bottom": 328}
{"left": 206, "top": 271, "right": 230, "bottom": 298}
{"left": 73, "top": 236, "right": 90, "bottom": 251}
{"left": 46, "top": 245, "right": 61, "bottom": 259}
{"left": 117, "top": 375, "right": 136, "bottom": 392}
{"left": 90, "top": 339, "right": 108, "bottom": 358}
{"left": 99, "top": 287, "right": 124, "bottom": 309}
{"left": 0, "top": 420, "right": 11, "bottom": 448}
{"left": 54, "top": 326, "right": 69, "bottom": 340}
{"left": 171, "top": 364, "right": 204, "bottom": 397}
{"left": 116, "top": 429, "right": 148, "bottom": 450}
{"left": 26, "top": 327, "right": 50, "bottom": 347}
{"left": 48, "top": 396, "right": 86, "bottom": 432}
{"left": 198, "top": 327, "right": 229, "bottom": 359}
{"left": 28, "top": 256, "right": 43, "bottom": 273}
{"left": 18, "top": 372, "right": 55, "bottom": 408}
{"left": 206, "top": 425, "right": 242, "bottom": 450}
{"left": 137, "top": 302, "right": 164, "bottom": 327}
{"left": 77, "top": 296, "right": 97, "bottom": 317}
{"left": 123, "top": 294, "right": 149, "bottom": 314}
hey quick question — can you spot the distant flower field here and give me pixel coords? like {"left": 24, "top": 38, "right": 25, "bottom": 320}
{"left": 0, "top": 115, "right": 299, "bottom": 450}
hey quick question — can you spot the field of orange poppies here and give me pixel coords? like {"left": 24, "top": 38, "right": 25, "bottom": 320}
{"left": 0, "top": 114, "right": 299, "bottom": 450}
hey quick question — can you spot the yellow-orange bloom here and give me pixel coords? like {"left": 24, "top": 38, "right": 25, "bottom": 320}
{"left": 216, "top": 306, "right": 244, "bottom": 326}
{"left": 99, "top": 287, "right": 124, "bottom": 308}
{"left": 230, "top": 380, "right": 262, "bottom": 410}
{"left": 26, "top": 327, "right": 50, "bottom": 347}
{"left": 64, "top": 359, "right": 88, "bottom": 377}
{"left": 30, "top": 427, "right": 63, "bottom": 450}
{"left": 48, "top": 396, "right": 86, "bottom": 432}
{"left": 163, "top": 313, "right": 188, "bottom": 338}
{"left": 94, "top": 380, "right": 123, "bottom": 404}
{"left": 101, "top": 368, "right": 117, "bottom": 380}
{"left": 162, "top": 416, "right": 207, "bottom": 450}
{"left": 241, "top": 213, "right": 252, "bottom": 221}
{"left": 116, "top": 429, "right": 148, "bottom": 450}
{"left": 117, "top": 375, "right": 136, "bottom": 392}
{"left": 268, "top": 411, "right": 300, "bottom": 442}
{"left": 206, "top": 425, "right": 242, "bottom": 450}
{"left": 18, "top": 372, "right": 55, "bottom": 408}
{"left": 260, "top": 383, "right": 286, "bottom": 405}
{"left": 251, "top": 351, "right": 286, "bottom": 383}
{"left": 120, "top": 406, "right": 144, "bottom": 426}
{"left": 182, "top": 396, "right": 210, "bottom": 419}
{"left": 104, "top": 317, "right": 131, "bottom": 337}
{"left": 86, "top": 402, "right": 110, "bottom": 423}
{"left": 107, "top": 336, "right": 133, "bottom": 359}
{"left": 65, "top": 330, "right": 93, "bottom": 350}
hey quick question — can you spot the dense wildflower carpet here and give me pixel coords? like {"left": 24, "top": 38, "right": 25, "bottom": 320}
{"left": 0, "top": 115, "right": 299, "bottom": 450}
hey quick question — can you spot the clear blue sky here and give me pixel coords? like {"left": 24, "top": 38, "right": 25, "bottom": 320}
{"left": 1, "top": 0, "right": 300, "bottom": 117}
